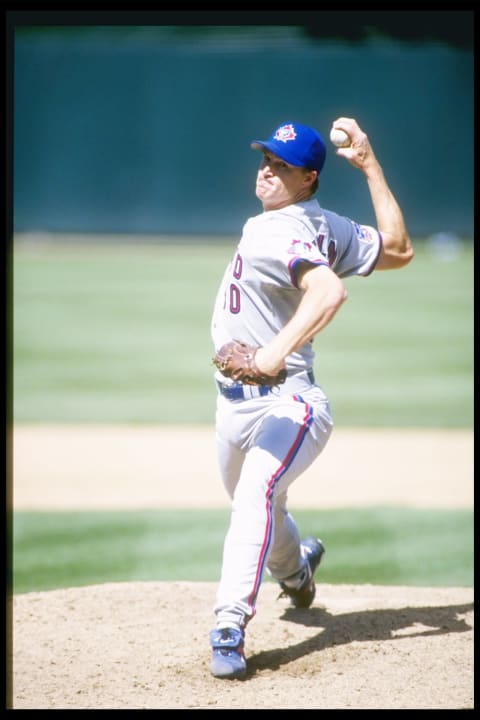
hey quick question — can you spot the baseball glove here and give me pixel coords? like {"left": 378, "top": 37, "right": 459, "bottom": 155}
{"left": 213, "top": 340, "right": 287, "bottom": 387}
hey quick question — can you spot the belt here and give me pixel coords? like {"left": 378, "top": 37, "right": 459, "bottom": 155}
{"left": 216, "top": 369, "right": 315, "bottom": 401}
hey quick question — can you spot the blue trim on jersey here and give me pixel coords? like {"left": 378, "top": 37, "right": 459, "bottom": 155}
{"left": 288, "top": 257, "right": 329, "bottom": 288}
{"left": 363, "top": 230, "right": 383, "bottom": 276}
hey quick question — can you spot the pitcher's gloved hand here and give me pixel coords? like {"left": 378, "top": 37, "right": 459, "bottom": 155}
{"left": 213, "top": 340, "right": 287, "bottom": 387}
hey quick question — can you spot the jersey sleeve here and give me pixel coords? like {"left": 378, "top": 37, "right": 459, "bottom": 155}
{"left": 249, "top": 214, "right": 329, "bottom": 289}
{"left": 321, "top": 209, "right": 382, "bottom": 277}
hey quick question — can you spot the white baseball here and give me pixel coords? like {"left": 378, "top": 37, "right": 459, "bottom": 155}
{"left": 329, "top": 128, "right": 351, "bottom": 148}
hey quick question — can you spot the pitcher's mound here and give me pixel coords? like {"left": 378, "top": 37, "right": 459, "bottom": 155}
{"left": 11, "top": 581, "right": 473, "bottom": 709}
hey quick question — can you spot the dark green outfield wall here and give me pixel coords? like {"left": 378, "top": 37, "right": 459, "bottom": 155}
{"left": 13, "top": 26, "right": 473, "bottom": 238}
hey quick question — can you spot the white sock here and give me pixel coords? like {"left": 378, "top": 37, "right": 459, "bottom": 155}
{"left": 282, "top": 563, "right": 310, "bottom": 589}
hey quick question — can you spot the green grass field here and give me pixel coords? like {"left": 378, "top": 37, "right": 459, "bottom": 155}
{"left": 10, "top": 235, "right": 474, "bottom": 595}
{"left": 12, "top": 236, "right": 473, "bottom": 427}
{"left": 11, "top": 507, "right": 473, "bottom": 594}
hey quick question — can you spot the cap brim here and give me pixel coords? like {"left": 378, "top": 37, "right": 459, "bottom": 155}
{"left": 250, "top": 139, "right": 304, "bottom": 168}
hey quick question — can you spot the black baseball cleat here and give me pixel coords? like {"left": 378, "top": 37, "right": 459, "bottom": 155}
{"left": 278, "top": 536, "right": 325, "bottom": 608}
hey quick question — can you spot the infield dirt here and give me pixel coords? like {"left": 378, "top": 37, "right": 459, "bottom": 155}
{"left": 10, "top": 425, "right": 474, "bottom": 710}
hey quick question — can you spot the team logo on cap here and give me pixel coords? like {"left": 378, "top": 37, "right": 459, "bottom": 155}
{"left": 274, "top": 124, "right": 297, "bottom": 143}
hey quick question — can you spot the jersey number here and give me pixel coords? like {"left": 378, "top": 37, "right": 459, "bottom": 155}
{"left": 225, "top": 253, "right": 243, "bottom": 314}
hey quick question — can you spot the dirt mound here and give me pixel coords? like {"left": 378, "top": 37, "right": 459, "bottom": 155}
{"left": 11, "top": 581, "right": 473, "bottom": 709}
{"left": 11, "top": 426, "right": 474, "bottom": 709}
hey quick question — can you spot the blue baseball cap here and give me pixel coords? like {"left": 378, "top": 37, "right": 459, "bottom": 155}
{"left": 251, "top": 121, "right": 327, "bottom": 173}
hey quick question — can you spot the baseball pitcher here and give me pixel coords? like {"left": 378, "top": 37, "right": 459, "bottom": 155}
{"left": 209, "top": 117, "right": 413, "bottom": 679}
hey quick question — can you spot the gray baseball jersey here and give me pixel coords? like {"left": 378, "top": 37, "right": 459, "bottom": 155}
{"left": 211, "top": 198, "right": 381, "bottom": 373}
